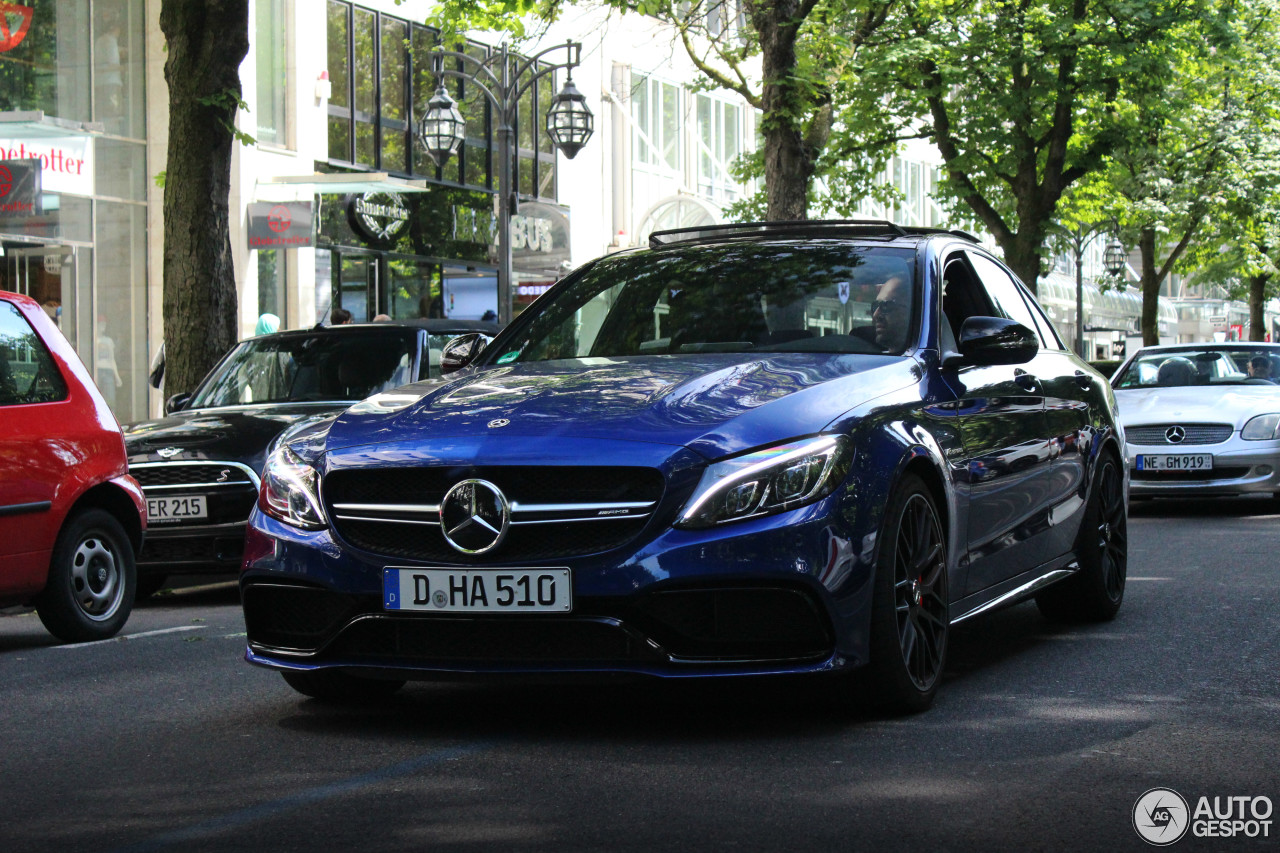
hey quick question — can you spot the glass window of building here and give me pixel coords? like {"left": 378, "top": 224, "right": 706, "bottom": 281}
{"left": 632, "top": 73, "right": 681, "bottom": 173}
{"left": 695, "top": 93, "right": 742, "bottom": 205}
{"left": 258, "top": 250, "right": 287, "bottom": 324}
{"left": 255, "top": 0, "right": 288, "bottom": 146}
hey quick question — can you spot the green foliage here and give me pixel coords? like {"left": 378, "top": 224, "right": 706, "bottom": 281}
{"left": 196, "top": 89, "right": 257, "bottom": 147}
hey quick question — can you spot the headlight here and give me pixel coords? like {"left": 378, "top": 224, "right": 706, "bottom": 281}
{"left": 676, "top": 435, "right": 852, "bottom": 529}
{"left": 259, "top": 446, "right": 328, "bottom": 529}
{"left": 1242, "top": 414, "right": 1280, "bottom": 440}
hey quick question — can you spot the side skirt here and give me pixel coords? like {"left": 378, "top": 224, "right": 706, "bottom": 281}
{"left": 949, "top": 554, "right": 1079, "bottom": 624}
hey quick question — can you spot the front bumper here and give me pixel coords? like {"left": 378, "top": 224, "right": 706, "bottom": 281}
{"left": 1126, "top": 442, "right": 1280, "bottom": 497}
{"left": 240, "top": 496, "right": 873, "bottom": 680}
{"left": 137, "top": 520, "right": 247, "bottom": 572}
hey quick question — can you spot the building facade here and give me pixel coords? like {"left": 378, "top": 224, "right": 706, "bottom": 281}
{"left": 6, "top": 0, "right": 1265, "bottom": 426}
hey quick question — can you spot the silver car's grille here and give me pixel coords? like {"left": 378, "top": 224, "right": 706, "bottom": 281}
{"left": 1125, "top": 424, "right": 1234, "bottom": 446}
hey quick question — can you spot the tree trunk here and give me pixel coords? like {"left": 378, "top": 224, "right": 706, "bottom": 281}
{"left": 1138, "top": 228, "right": 1162, "bottom": 346}
{"left": 753, "top": 0, "right": 814, "bottom": 221}
{"left": 1249, "top": 272, "right": 1270, "bottom": 341}
{"left": 999, "top": 229, "right": 1049, "bottom": 297}
{"left": 159, "top": 0, "right": 249, "bottom": 396}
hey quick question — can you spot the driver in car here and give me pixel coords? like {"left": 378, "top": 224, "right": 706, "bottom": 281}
{"left": 871, "top": 275, "right": 912, "bottom": 353}
{"left": 1248, "top": 355, "right": 1275, "bottom": 382}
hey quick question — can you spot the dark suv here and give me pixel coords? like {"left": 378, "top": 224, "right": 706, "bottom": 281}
{"left": 123, "top": 319, "right": 497, "bottom": 596}
{"left": 240, "top": 221, "right": 1126, "bottom": 714}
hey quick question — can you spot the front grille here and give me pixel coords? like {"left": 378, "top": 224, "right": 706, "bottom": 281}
{"left": 132, "top": 462, "right": 257, "bottom": 488}
{"left": 247, "top": 583, "right": 835, "bottom": 666}
{"left": 1126, "top": 424, "right": 1234, "bottom": 445}
{"left": 327, "top": 615, "right": 661, "bottom": 664}
{"left": 325, "top": 466, "right": 665, "bottom": 563}
{"left": 1131, "top": 466, "right": 1251, "bottom": 482}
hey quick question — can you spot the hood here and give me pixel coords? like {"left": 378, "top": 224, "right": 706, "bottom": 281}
{"left": 321, "top": 353, "right": 916, "bottom": 460}
{"left": 1116, "top": 385, "right": 1280, "bottom": 428}
{"left": 123, "top": 402, "right": 350, "bottom": 466}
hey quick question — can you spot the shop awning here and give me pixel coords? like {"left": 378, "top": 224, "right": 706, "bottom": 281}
{"left": 0, "top": 110, "right": 104, "bottom": 138}
{"left": 255, "top": 172, "right": 432, "bottom": 197}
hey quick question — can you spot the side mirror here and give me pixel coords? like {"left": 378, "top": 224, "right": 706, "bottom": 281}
{"left": 440, "top": 333, "right": 487, "bottom": 375}
{"left": 945, "top": 316, "right": 1038, "bottom": 367}
{"left": 164, "top": 392, "right": 191, "bottom": 415}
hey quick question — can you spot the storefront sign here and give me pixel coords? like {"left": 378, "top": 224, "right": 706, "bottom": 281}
{"left": 248, "top": 202, "right": 314, "bottom": 248}
{"left": 0, "top": 158, "right": 40, "bottom": 215}
{"left": 0, "top": 138, "right": 94, "bottom": 196}
{"left": 512, "top": 200, "right": 570, "bottom": 274}
{"left": 349, "top": 191, "right": 409, "bottom": 242}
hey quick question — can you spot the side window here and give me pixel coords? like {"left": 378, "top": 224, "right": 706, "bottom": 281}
{"left": 939, "top": 253, "right": 997, "bottom": 349}
{"left": 0, "top": 302, "right": 69, "bottom": 406}
{"left": 967, "top": 253, "right": 1046, "bottom": 346}
{"left": 1020, "top": 290, "right": 1065, "bottom": 350}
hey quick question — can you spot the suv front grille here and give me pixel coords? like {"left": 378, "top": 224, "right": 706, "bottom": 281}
{"left": 324, "top": 466, "right": 665, "bottom": 563}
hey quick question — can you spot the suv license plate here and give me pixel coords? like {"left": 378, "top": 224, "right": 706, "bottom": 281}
{"left": 1136, "top": 454, "right": 1214, "bottom": 471}
{"left": 146, "top": 495, "right": 207, "bottom": 523}
{"left": 384, "top": 567, "right": 572, "bottom": 613}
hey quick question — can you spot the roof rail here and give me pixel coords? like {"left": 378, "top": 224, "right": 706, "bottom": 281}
{"left": 648, "top": 219, "right": 979, "bottom": 248}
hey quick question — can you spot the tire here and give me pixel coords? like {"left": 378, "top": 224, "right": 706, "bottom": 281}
{"left": 281, "top": 669, "right": 405, "bottom": 701}
{"left": 35, "top": 509, "right": 136, "bottom": 643}
{"left": 134, "top": 573, "right": 169, "bottom": 600}
{"left": 857, "top": 474, "right": 949, "bottom": 714}
{"left": 1036, "top": 453, "right": 1127, "bottom": 623}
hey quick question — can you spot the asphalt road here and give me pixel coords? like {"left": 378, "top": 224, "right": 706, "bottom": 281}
{"left": 2, "top": 497, "right": 1278, "bottom": 853}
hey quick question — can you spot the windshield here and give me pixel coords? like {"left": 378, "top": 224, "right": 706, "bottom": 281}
{"left": 485, "top": 243, "right": 918, "bottom": 365}
{"left": 187, "top": 330, "right": 418, "bottom": 408}
{"left": 1113, "top": 347, "right": 1280, "bottom": 389}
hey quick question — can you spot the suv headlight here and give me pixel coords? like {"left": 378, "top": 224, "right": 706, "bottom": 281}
{"left": 1242, "top": 414, "right": 1280, "bottom": 440}
{"left": 259, "top": 446, "right": 328, "bottom": 529}
{"left": 676, "top": 435, "right": 852, "bottom": 529}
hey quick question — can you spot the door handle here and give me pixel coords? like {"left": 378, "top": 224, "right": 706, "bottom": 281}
{"left": 1074, "top": 370, "right": 1092, "bottom": 391}
{"left": 1013, "top": 370, "right": 1039, "bottom": 392}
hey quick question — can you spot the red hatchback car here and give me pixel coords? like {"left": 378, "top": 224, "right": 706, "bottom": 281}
{"left": 0, "top": 290, "right": 145, "bottom": 642}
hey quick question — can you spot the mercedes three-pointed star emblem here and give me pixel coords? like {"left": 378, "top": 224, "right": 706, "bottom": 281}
{"left": 1165, "top": 425, "right": 1186, "bottom": 444}
{"left": 439, "top": 479, "right": 510, "bottom": 554}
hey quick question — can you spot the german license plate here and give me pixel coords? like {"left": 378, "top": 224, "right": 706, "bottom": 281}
{"left": 1136, "top": 454, "right": 1214, "bottom": 471}
{"left": 383, "top": 567, "right": 572, "bottom": 613}
{"left": 146, "top": 495, "right": 206, "bottom": 523}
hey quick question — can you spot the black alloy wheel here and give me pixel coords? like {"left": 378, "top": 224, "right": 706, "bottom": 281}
{"left": 1036, "top": 452, "right": 1127, "bottom": 622}
{"left": 858, "top": 474, "right": 949, "bottom": 714}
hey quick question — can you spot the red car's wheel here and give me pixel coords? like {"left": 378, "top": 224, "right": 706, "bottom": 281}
{"left": 36, "top": 509, "right": 136, "bottom": 643}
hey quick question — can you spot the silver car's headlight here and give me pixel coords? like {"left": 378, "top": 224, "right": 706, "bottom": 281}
{"left": 259, "top": 446, "right": 328, "bottom": 529}
{"left": 676, "top": 435, "right": 852, "bottom": 529}
{"left": 1242, "top": 414, "right": 1280, "bottom": 440}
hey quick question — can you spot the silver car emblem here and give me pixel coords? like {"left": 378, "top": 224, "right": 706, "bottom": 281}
{"left": 216, "top": 469, "right": 231, "bottom": 483}
{"left": 439, "top": 479, "right": 510, "bottom": 554}
{"left": 487, "top": 418, "right": 510, "bottom": 429}
{"left": 156, "top": 447, "right": 182, "bottom": 459}
{"left": 1165, "top": 425, "right": 1186, "bottom": 444}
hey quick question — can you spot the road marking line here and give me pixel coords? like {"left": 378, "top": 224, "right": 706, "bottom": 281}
{"left": 51, "top": 625, "right": 206, "bottom": 648}
{"left": 109, "top": 743, "right": 487, "bottom": 853}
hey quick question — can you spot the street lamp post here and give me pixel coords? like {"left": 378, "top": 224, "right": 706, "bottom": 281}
{"left": 417, "top": 41, "right": 594, "bottom": 324}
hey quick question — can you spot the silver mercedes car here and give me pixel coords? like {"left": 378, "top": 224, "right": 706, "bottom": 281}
{"left": 1111, "top": 343, "right": 1280, "bottom": 499}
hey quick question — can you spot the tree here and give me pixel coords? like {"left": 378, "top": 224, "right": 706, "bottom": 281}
{"left": 434, "top": 0, "right": 899, "bottom": 221}
{"left": 158, "top": 0, "right": 249, "bottom": 396}
{"left": 820, "top": 0, "right": 1223, "bottom": 294}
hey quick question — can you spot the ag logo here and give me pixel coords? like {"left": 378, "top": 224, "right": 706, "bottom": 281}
{"left": 0, "top": 163, "right": 11, "bottom": 198}
{"left": 1133, "top": 787, "right": 1190, "bottom": 845}
{"left": 0, "top": 2, "right": 34, "bottom": 53}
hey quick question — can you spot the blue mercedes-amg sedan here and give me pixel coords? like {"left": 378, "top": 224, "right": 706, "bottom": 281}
{"left": 240, "top": 221, "right": 1127, "bottom": 713}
